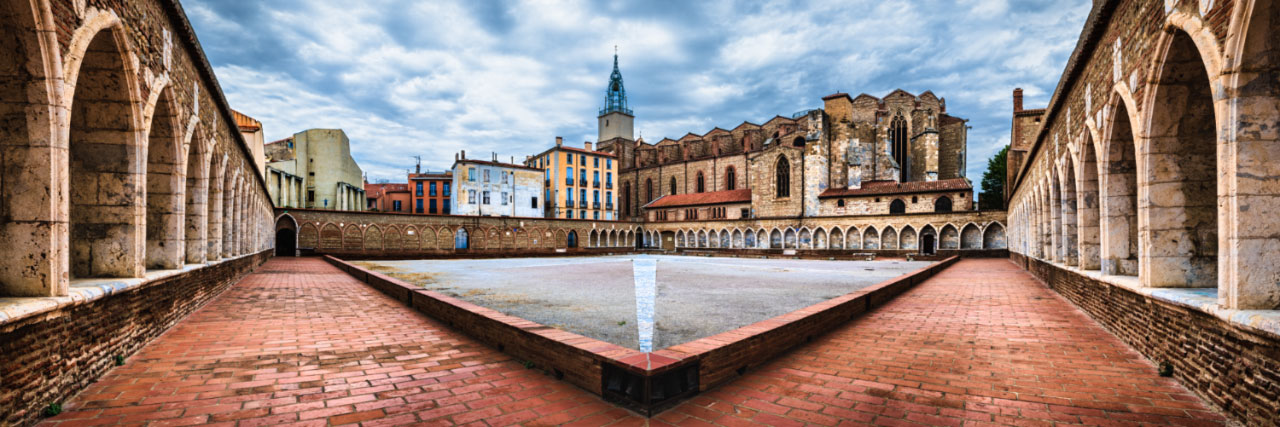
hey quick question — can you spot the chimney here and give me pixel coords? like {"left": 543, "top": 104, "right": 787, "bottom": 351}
{"left": 492, "top": 152, "right": 497, "bottom": 162}
{"left": 461, "top": 150, "right": 465, "bottom": 160}
{"left": 555, "top": 136, "right": 563, "bottom": 147}
{"left": 584, "top": 141, "right": 593, "bottom": 151}
{"left": 1013, "top": 88, "right": 1024, "bottom": 113}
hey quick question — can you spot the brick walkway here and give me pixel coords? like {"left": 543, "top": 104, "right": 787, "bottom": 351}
{"left": 43, "top": 258, "right": 1226, "bottom": 426}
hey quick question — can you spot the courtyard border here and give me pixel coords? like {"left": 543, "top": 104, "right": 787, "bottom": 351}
{"left": 324, "top": 254, "right": 960, "bottom": 415}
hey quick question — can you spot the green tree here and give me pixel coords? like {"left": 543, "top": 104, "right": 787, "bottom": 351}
{"left": 978, "top": 145, "right": 1008, "bottom": 210}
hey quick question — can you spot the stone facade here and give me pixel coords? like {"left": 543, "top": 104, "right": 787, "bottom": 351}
{"left": 265, "top": 128, "right": 365, "bottom": 211}
{"left": 0, "top": 0, "right": 274, "bottom": 298}
{"left": 1006, "top": 0, "right": 1280, "bottom": 311}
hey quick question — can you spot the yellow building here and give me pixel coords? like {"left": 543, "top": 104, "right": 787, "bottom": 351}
{"left": 526, "top": 137, "right": 618, "bottom": 220}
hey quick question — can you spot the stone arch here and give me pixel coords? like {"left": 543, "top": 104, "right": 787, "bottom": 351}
{"left": 743, "top": 229, "right": 756, "bottom": 248}
{"left": 718, "top": 229, "right": 729, "bottom": 248}
{"left": 589, "top": 230, "right": 598, "bottom": 247}
{"left": 205, "top": 153, "right": 226, "bottom": 260}
{"left": 298, "top": 222, "right": 319, "bottom": 250}
{"left": 468, "top": 226, "right": 486, "bottom": 249}
{"left": 862, "top": 227, "right": 879, "bottom": 250}
{"left": 319, "top": 223, "right": 341, "bottom": 249}
{"left": 555, "top": 229, "right": 567, "bottom": 248}
{"left": 797, "top": 227, "right": 812, "bottom": 249}
{"left": 486, "top": 227, "right": 500, "bottom": 249}
{"left": 1139, "top": 26, "right": 1220, "bottom": 288}
{"left": 383, "top": 225, "right": 402, "bottom": 250}
{"left": 830, "top": 227, "right": 844, "bottom": 249}
{"left": 900, "top": 225, "right": 917, "bottom": 250}
{"left": 698, "top": 230, "right": 708, "bottom": 248}
{"left": 940, "top": 224, "right": 960, "bottom": 250}
{"left": 814, "top": 227, "right": 828, "bottom": 249}
{"left": 182, "top": 136, "right": 211, "bottom": 264}
{"left": 221, "top": 169, "right": 238, "bottom": 257}
{"left": 1077, "top": 132, "right": 1102, "bottom": 270}
{"left": 1100, "top": 95, "right": 1140, "bottom": 276}
{"left": 961, "top": 223, "right": 982, "bottom": 249}
{"left": 983, "top": 223, "right": 1007, "bottom": 249}
{"left": 427, "top": 227, "right": 445, "bottom": 249}
{"left": 67, "top": 17, "right": 144, "bottom": 278}
{"left": 882, "top": 226, "right": 899, "bottom": 250}
{"left": 1222, "top": 0, "right": 1280, "bottom": 308}
{"left": 451, "top": 227, "right": 466, "bottom": 249}
{"left": 784, "top": 228, "right": 797, "bottom": 249}
{"left": 515, "top": 228, "right": 528, "bottom": 248}
{"left": 755, "top": 229, "right": 767, "bottom": 249}
{"left": 919, "top": 225, "right": 937, "bottom": 254}
{"left": 0, "top": 0, "right": 63, "bottom": 295}
{"left": 889, "top": 199, "right": 906, "bottom": 214}
{"left": 402, "top": 225, "right": 419, "bottom": 250}
{"left": 273, "top": 214, "right": 297, "bottom": 257}
{"left": 343, "top": 224, "right": 363, "bottom": 250}
{"left": 934, "top": 196, "right": 953, "bottom": 213}
{"left": 770, "top": 228, "right": 783, "bottom": 249}
{"left": 1059, "top": 156, "right": 1079, "bottom": 265}
{"left": 676, "top": 230, "right": 686, "bottom": 247}
{"left": 144, "top": 85, "right": 185, "bottom": 269}
{"left": 1048, "top": 161, "right": 1062, "bottom": 262}
{"left": 500, "top": 227, "right": 514, "bottom": 249}
{"left": 732, "top": 229, "right": 744, "bottom": 248}
{"left": 567, "top": 230, "right": 578, "bottom": 248}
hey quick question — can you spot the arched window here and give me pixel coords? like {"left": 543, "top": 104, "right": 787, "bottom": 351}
{"left": 775, "top": 156, "right": 790, "bottom": 198}
{"left": 890, "top": 113, "right": 908, "bottom": 181}
{"left": 889, "top": 199, "right": 906, "bottom": 214}
{"left": 645, "top": 179, "right": 653, "bottom": 202}
{"left": 725, "top": 167, "right": 736, "bottom": 191}
{"left": 793, "top": 136, "right": 805, "bottom": 148}
{"left": 669, "top": 177, "right": 677, "bottom": 195}
{"left": 934, "top": 196, "right": 953, "bottom": 213}
{"left": 696, "top": 172, "right": 705, "bottom": 193}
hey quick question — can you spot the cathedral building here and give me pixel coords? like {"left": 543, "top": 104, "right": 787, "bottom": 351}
{"left": 593, "top": 55, "right": 975, "bottom": 223}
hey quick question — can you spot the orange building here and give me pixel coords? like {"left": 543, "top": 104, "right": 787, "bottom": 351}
{"left": 409, "top": 171, "right": 452, "bottom": 215}
{"left": 364, "top": 182, "right": 411, "bottom": 213}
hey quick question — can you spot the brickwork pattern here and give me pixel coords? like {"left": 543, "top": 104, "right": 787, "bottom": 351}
{"left": 42, "top": 257, "right": 1229, "bottom": 426}
{"left": 1, "top": 251, "right": 269, "bottom": 427}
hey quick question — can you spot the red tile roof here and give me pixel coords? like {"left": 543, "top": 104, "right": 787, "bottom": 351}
{"left": 232, "top": 110, "right": 261, "bottom": 131}
{"left": 819, "top": 178, "right": 972, "bottom": 198}
{"left": 643, "top": 189, "right": 752, "bottom": 209}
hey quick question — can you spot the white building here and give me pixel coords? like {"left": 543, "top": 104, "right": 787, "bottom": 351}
{"left": 451, "top": 152, "right": 545, "bottom": 217}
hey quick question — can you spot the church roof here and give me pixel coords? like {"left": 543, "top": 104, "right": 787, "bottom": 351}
{"left": 818, "top": 178, "right": 972, "bottom": 198}
{"left": 643, "top": 189, "right": 753, "bottom": 209}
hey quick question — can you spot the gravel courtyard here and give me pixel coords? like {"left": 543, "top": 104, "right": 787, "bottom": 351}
{"left": 356, "top": 255, "right": 933, "bottom": 350}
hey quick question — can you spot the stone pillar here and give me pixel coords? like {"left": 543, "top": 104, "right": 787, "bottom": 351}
{"left": 184, "top": 151, "right": 208, "bottom": 264}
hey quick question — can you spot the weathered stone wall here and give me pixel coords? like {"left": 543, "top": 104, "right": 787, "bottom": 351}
{"left": 0, "top": 250, "right": 270, "bottom": 427}
{"left": 1015, "top": 254, "right": 1279, "bottom": 426}
{"left": 1006, "top": 0, "right": 1280, "bottom": 310}
{"left": 0, "top": 0, "right": 274, "bottom": 297}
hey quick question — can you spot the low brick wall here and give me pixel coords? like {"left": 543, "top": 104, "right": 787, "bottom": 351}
{"left": 1014, "top": 254, "right": 1279, "bottom": 426}
{"left": 0, "top": 251, "right": 271, "bottom": 427}
{"left": 672, "top": 248, "right": 1006, "bottom": 261}
{"left": 307, "top": 247, "right": 638, "bottom": 260}
{"left": 326, "top": 254, "right": 958, "bottom": 415}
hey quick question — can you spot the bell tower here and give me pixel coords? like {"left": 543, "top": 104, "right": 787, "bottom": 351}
{"left": 598, "top": 49, "right": 634, "bottom": 142}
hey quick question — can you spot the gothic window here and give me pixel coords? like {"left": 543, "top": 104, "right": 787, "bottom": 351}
{"left": 889, "top": 199, "right": 906, "bottom": 214}
{"left": 934, "top": 196, "right": 953, "bottom": 213}
{"left": 890, "top": 113, "right": 908, "bottom": 181}
{"left": 726, "top": 167, "right": 736, "bottom": 190}
{"left": 669, "top": 177, "right": 677, "bottom": 195}
{"left": 696, "top": 172, "right": 705, "bottom": 193}
{"left": 775, "top": 156, "right": 790, "bottom": 198}
{"left": 645, "top": 179, "right": 653, "bottom": 202}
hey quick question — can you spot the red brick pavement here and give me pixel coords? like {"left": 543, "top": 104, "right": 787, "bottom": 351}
{"left": 43, "top": 258, "right": 1226, "bottom": 426}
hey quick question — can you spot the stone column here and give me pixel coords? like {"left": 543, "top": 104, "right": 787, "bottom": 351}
{"left": 184, "top": 151, "right": 208, "bottom": 264}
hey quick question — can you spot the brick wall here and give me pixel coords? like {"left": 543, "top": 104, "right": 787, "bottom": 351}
{"left": 0, "top": 251, "right": 270, "bottom": 427}
{"left": 1016, "top": 255, "right": 1279, "bottom": 426}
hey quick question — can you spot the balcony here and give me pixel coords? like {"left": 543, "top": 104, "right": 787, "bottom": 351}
{"left": 593, "top": 181, "right": 600, "bottom": 188}
{"left": 579, "top": 200, "right": 587, "bottom": 208}
{"left": 593, "top": 202, "right": 600, "bottom": 209}
{"left": 545, "top": 179, "right": 550, "bottom": 187}
{"left": 606, "top": 182, "right": 613, "bottom": 190}
{"left": 579, "top": 179, "right": 588, "bottom": 187}
{"left": 565, "top": 179, "right": 573, "bottom": 187}
{"left": 606, "top": 203, "right": 614, "bottom": 210}
{"left": 566, "top": 200, "right": 573, "bottom": 208}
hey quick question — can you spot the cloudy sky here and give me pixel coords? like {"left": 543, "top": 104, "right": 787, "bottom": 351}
{"left": 185, "top": 0, "right": 1090, "bottom": 195}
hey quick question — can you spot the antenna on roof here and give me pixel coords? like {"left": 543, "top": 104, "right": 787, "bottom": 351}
{"left": 412, "top": 155, "right": 421, "bottom": 174}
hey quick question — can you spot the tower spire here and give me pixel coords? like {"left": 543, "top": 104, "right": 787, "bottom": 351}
{"left": 601, "top": 48, "right": 631, "bottom": 116}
